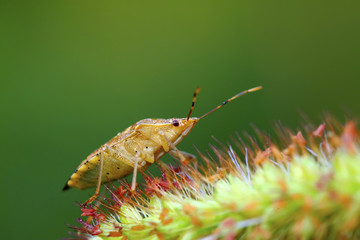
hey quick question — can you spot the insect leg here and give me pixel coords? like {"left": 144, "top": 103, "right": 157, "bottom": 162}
{"left": 131, "top": 153, "right": 141, "bottom": 192}
{"left": 157, "top": 131, "right": 190, "bottom": 164}
{"left": 83, "top": 151, "right": 105, "bottom": 206}
{"left": 169, "top": 150, "right": 197, "bottom": 164}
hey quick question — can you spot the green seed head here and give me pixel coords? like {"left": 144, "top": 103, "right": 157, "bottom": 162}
{"left": 69, "top": 120, "right": 360, "bottom": 240}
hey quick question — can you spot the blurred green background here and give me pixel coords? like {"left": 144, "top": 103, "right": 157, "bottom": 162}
{"left": 0, "top": 1, "right": 359, "bottom": 239}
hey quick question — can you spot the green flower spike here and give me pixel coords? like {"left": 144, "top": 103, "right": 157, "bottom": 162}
{"left": 69, "top": 120, "right": 360, "bottom": 240}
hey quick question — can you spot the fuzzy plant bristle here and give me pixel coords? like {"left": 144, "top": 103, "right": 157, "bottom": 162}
{"left": 68, "top": 119, "right": 360, "bottom": 240}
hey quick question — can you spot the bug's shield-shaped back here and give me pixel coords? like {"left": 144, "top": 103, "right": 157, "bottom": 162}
{"left": 63, "top": 117, "right": 199, "bottom": 190}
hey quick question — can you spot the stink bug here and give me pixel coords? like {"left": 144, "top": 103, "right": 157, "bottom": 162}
{"left": 63, "top": 86, "right": 262, "bottom": 204}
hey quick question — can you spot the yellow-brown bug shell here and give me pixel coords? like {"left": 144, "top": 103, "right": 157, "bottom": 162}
{"left": 64, "top": 118, "right": 198, "bottom": 190}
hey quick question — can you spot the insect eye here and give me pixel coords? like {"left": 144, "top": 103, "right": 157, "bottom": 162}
{"left": 172, "top": 119, "right": 180, "bottom": 127}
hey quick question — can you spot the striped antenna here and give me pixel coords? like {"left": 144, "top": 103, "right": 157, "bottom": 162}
{"left": 187, "top": 87, "right": 201, "bottom": 121}
{"left": 200, "top": 86, "right": 262, "bottom": 119}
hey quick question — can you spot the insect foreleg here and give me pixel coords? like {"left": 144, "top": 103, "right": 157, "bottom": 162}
{"left": 154, "top": 130, "right": 171, "bottom": 152}
{"left": 156, "top": 130, "right": 190, "bottom": 164}
{"left": 169, "top": 150, "right": 197, "bottom": 164}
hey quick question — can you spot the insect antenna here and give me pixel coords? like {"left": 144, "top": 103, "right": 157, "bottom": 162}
{"left": 187, "top": 87, "right": 201, "bottom": 121}
{"left": 200, "top": 86, "right": 262, "bottom": 119}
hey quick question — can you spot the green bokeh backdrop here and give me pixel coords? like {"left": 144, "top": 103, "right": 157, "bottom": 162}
{"left": 0, "top": 1, "right": 359, "bottom": 239}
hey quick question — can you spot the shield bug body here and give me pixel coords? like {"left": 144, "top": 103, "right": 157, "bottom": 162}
{"left": 63, "top": 86, "right": 262, "bottom": 204}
